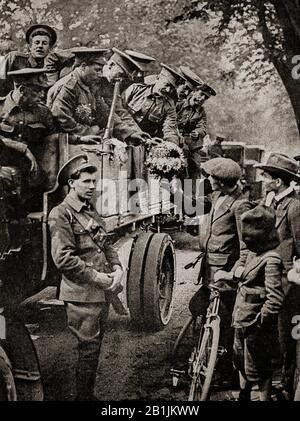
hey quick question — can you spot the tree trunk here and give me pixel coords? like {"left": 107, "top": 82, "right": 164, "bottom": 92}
{"left": 273, "top": 58, "right": 300, "bottom": 135}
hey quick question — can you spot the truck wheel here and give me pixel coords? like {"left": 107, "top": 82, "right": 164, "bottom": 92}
{"left": 0, "top": 347, "right": 17, "bottom": 401}
{"left": 1, "top": 319, "right": 44, "bottom": 401}
{"left": 127, "top": 232, "right": 154, "bottom": 327}
{"left": 143, "top": 234, "right": 176, "bottom": 331}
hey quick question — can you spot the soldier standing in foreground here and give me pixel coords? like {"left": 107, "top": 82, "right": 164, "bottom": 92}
{"left": 48, "top": 154, "right": 124, "bottom": 400}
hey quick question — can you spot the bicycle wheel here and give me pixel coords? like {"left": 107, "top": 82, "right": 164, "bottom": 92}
{"left": 188, "top": 317, "right": 220, "bottom": 401}
{"left": 171, "top": 315, "right": 204, "bottom": 372}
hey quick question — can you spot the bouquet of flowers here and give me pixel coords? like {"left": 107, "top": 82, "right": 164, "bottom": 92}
{"left": 145, "top": 141, "right": 187, "bottom": 180}
{"left": 74, "top": 104, "right": 94, "bottom": 125}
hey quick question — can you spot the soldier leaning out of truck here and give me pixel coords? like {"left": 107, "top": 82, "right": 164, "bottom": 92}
{"left": 47, "top": 47, "right": 149, "bottom": 147}
{"left": 48, "top": 154, "right": 124, "bottom": 401}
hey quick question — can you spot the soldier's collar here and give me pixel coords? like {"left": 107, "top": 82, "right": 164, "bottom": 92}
{"left": 65, "top": 193, "right": 92, "bottom": 213}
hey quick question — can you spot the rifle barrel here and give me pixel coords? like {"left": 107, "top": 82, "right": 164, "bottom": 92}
{"left": 103, "top": 79, "right": 121, "bottom": 140}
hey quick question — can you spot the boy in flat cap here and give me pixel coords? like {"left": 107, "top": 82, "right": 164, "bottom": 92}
{"left": 189, "top": 157, "right": 252, "bottom": 387}
{"left": 0, "top": 24, "right": 57, "bottom": 96}
{"left": 48, "top": 154, "right": 124, "bottom": 400}
{"left": 255, "top": 152, "right": 300, "bottom": 399}
{"left": 48, "top": 48, "right": 147, "bottom": 145}
{"left": 124, "top": 63, "right": 185, "bottom": 146}
{"left": 231, "top": 205, "right": 284, "bottom": 400}
{"left": 0, "top": 68, "right": 55, "bottom": 208}
{"left": 176, "top": 66, "right": 217, "bottom": 195}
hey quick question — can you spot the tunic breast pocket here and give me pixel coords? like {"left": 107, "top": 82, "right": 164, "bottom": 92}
{"left": 72, "top": 226, "right": 93, "bottom": 250}
{"left": 147, "top": 112, "right": 162, "bottom": 124}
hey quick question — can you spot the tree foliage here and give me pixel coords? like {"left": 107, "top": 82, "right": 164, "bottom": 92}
{"left": 0, "top": 0, "right": 298, "bottom": 151}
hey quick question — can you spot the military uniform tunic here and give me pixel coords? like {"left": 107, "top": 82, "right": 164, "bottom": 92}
{"left": 0, "top": 51, "right": 45, "bottom": 95}
{"left": 124, "top": 83, "right": 181, "bottom": 145}
{"left": 48, "top": 193, "right": 122, "bottom": 303}
{"left": 47, "top": 69, "right": 142, "bottom": 141}
{"left": 0, "top": 92, "right": 54, "bottom": 146}
{"left": 176, "top": 99, "right": 207, "bottom": 152}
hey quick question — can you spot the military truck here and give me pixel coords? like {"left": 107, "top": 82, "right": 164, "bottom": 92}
{"left": 0, "top": 119, "right": 265, "bottom": 400}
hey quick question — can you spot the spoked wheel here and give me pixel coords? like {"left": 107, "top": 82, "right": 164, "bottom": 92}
{"left": 188, "top": 317, "right": 220, "bottom": 401}
{"left": 171, "top": 316, "right": 204, "bottom": 388}
{"left": 0, "top": 347, "right": 17, "bottom": 401}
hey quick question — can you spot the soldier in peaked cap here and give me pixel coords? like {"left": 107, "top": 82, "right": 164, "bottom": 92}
{"left": 255, "top": 152, "right": 300, "bottom": 399}
{"left": 47, "top": 47, "right": 147, "bottom": 145}
{"left": 0, "top": 24, "right": 57, "bottom": 96}
{"left": 0, "top": 67, "right": 55, "bottom": 209}
{"left": 48, "top": 154, "right": 124, "bottom": 400}
{"left": 124, "top": 63, "right": 185, "bottom": 145}
{"left": 188, "top": 157, "right": 252, "bottom": 387}
{"left": 124, "top": 49, "right": 156, "bottom": 83}
{"left": 176, "top": 66, "right": 217, "bottom": 195}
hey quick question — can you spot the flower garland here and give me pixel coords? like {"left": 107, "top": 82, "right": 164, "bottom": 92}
{"left": 145, "top": 141, "right": 187, "bottom": 179}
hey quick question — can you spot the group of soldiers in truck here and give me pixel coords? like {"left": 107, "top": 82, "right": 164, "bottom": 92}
{"left": 0, "top": 23, "right": 217, "bottom": 215}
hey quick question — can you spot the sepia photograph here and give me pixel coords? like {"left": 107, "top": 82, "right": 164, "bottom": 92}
{"left": 0, "top": 0, "right": 300, "bottom": 405}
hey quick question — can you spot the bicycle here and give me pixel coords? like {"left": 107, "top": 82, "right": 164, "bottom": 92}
{"left": 171, "top": 286, "right": 226, "bottom": 401}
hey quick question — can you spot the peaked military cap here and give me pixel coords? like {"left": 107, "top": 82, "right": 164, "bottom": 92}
{"left": 124, "top": 50, "right": 156, "bottom": 71}
{"left": 26, "top": 24, "right": 57, "bottom": 46}
{"left": 202, "top": 157, "right": 242, "bottom": 181}
{"left": 179, "top": 66, "right": 216, "bottom": 96}
{"left": 179, "top": 66, "right": 205, "bottom": 90}
{"left": 70, "top": 47, "right": 110, "bottom": 66}
{"left": 159, "top": 63, "right": 186, "bottom": 88}
{"left": 57, "top": 154, "right": 98, "bottom": 186}
{"left": 254, "top": 152, "right": 300, "bottom": 182}
{"left": 7, "top": 67, "right": 49, "bottom": 88}
{"left": 109, "top": 47, "right": 143, "bottom": 76}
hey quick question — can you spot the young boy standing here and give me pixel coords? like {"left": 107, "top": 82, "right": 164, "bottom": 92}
{"left": 230, "top": 206, "right": 284, "bottom": 400}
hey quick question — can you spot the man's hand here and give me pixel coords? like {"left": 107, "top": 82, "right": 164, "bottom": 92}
{"left": 214, "top": 270, "right": 234, "bottom": 283}
{"left": 129, "top": 132, "right": 149, "bottom": 146}
{"left": 190, "top": 130, "right": 199, "bottom": 140}
{"left": 96, "top": 272, "right": 114, "bottom": 289}
{"left": 106, "top": 266, "right": 124, "bottom": 293}
{"left": 89, "top": 125, "right": 101, "bottom": 135}
{"left": 80, "top": 135, "right": 102, "bottom": 144}
{"left": 25, "top": 148, "right": 38, "bottom": 174}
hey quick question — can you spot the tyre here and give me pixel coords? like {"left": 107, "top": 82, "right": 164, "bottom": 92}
{"left": 143, "top": 234, "right": 176, "bottom": 330}
{"left": 188, "top": 317, "right": 220, "bottom": 401}
{"left": 172, "top": 316, "right": 203, "bottom": 367}
{"left": 0, "top": 347, "right": 17, "bottom": 401}
{"left": 0, "top": 318, "right": 44, "bottom": 401}
{"left": 127, "top": 233, "right": 154, "bottom": 327}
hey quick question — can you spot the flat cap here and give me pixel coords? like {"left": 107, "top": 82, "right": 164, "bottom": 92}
{"left": 110, "top": 47, "right": 143, "bottom": 76}
{"left": 201, "top": 157, "right": 242, "bottom": 181}
{"left": 26, "top": 24, "right": 57, "bottom": 46}
{"left": 57, "top": 154, "right": 97, "bottom": 186}
{"left": 159, "top": 63, "right": 186, "bottom": 88}
{"left": 124, "top": 50, "right": 156, "bottom": 71}
{"left": 7, "top": 67, "right": 49, "bottom": 88}
{"left": 241, "top": 205, "right": 279, "bottom": 251}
